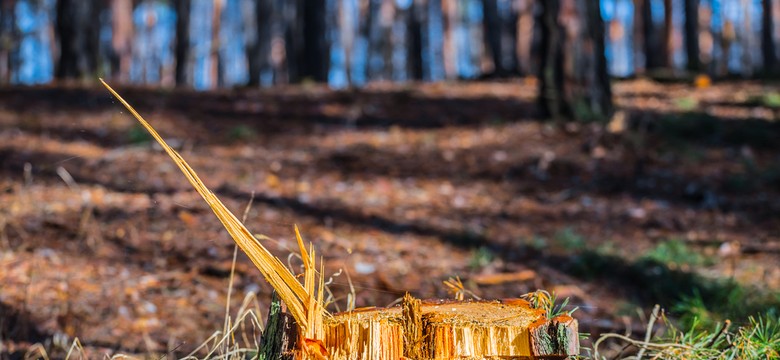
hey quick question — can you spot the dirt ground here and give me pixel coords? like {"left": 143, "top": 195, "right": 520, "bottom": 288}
{"left": 1, "top": 79, "right": 779, "bottom": 358}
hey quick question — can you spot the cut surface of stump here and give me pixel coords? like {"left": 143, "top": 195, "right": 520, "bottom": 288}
{"left": 269, "top": 295, "right": 579, "bottom": 360}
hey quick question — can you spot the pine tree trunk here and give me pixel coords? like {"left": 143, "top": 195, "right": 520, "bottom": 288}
{"left": 762, "top": 0, "right": 776, "bottom": 73}
{"left": 208, "top": 0, "right": 223, "bottom": 88}
{"left": 537, "top": 0, "right": 612, "bottom": 122}
{"left": 742, "top": 0, "right": 752, "bottom": 76}
{"left": 338, "top": 0, "right": 354, "bottom": 85}
{"left": 504, "top": 0, "right": 519, "bottom": 75}
{"left": 684, "top": 0, "right": 700, "bottom": 72}
{"left": 537, "top": 0, "right": 566, "bottom": 119}
{"left": 174, "top": 0, "right": 191, "bottom": 87}
{"left": 641, "top": 0, "right": 662, "bottom": 70}
{"left": 284, "top": 0, "right": 302, "bottom": 83}
{"left": 482, "top": 0, "right": 505, "bottom": 77}
{"left": 111, "top": 0, "right": 133, "bottom": 83}
{"left": 360, "top": 0, "right": 377, "bottom": 82}
{"left": 407, "top": 0, "right": 425, "bottom": 80}
{"left": 0, "top": 0, "right": 16, "bottom": 84}
{"left": 300, "top": 0, "right": 329, "bottom": 82}
{"left": 664, "top": 0, "right": 673, "bottom": 68}
{"left": 247, "top": 0, "right": 272, "bottom": 86}
{"left": 583, "top": 0, "right": 613, "bottom": 119}
{"left": 56, "top": 0, "right": 101, "bottom": 81}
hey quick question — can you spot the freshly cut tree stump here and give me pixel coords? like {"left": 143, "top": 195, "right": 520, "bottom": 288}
{"left": 265, "top": 293, "right": 579, "bottom": 360}
{"left": 102, "top": 82, "right": 579, "bottom": 360}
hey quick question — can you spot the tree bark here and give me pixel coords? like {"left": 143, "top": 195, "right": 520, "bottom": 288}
{"left": 260, "top": 293, "right": 298, "bottom": 360}
{"left": 174, "top": 0, "right": 191, "bottom": 86}
{"left": 762, "top": 0, "right": 777, "bottom": 73}
{"left": 684, "top": 0, "right": 700, "bottom": 72}
{"left": 247, "top": 0, "right": 272, "bottom": 86}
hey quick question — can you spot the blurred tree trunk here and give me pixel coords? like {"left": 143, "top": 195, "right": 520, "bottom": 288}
{"left": 536, "top": 0, "right": 612, "bottom": 121}
{"left": 640, "top": 0, "right": 662, "bottom": 70}
{"left": 683, "top": 0, "right": 700, "bottom": 72}
{"left": 761, "top": 0, "right": 777, "bottom": 72}
{"left": 442, "top": 0, "right": 456, "bottom": 78}
{"left": 111, "top": 0, "right": 133, "bottom": 83}
{"left": 428, "top": 0, "right": 444, "bottom": 80}
{"left": 379, "top": 1, "right": 394, "bottom": 80}
{"left": 247, "top": 0, "right": 272, "bottom": 86}
{"left": 582, "top": 0, "right": 612, "bottom": 119}
{"left": 300, "top": 0, "right": 329, "bottom": 82}
{"left": 762, "top": 0, "right": 777, "bottom": 73}
{"left": 633, "top": 0, "right": 645, "bottom": 73}
{"left": 407, "top": 0, "right": 425, "bottom": 80}
{"left": 0, "top": 0, "right": 16, "bottom": 84}
{"left": 519, "top": 0, "right": 535, "bottom": 75}
{"left": 741, "top": 0, "right": 752, "bottom": 76}
{"left": 338, "top": 0, "right": 354, "bottom": 85}
{"left": 56, "top": 0, "right": 102, "bottom": 80}
{"left": 481, "top": 0, "right": 506, "bottom": 76}
{"left": 359, "top": 0, "right": 376, "bottom": 81}
{"left": 174, "top": 0, "right": 190, "bottom": 86}
{"left": 663, "top": 0, "right": 673, "bottom": 68}
{"left": 209, "top": 0, "right": 222, "bottom": 88}
{"left": 504, "top": 0, "right": 519, "bottom": 75}
{"left": 284, "top": 0, "right": 302, "bottom": 83}
{"left": 536, "top": 0, "right": 566, "bottom": 119}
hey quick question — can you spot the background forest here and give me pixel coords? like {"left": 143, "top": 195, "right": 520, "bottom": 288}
{"left": 2, "top": 0, "right": 779, "bottom": 88}
{"left": 1, "top": 0, "right": 780, "bottom": 359}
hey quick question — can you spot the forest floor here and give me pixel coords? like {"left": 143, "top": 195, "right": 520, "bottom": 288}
{"left": 1, "top": 78, "right": 779, "bottom": 358}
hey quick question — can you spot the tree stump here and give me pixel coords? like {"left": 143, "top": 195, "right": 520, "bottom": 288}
{"left": 263, "top": 294, "right": 579, "bottom": 359}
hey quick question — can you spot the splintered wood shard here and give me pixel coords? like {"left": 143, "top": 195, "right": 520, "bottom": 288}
{"left": 100, "top": 79, "right": 318, "bottom": 332}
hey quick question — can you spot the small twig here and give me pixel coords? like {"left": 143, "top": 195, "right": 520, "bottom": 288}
{"left": 705, "top": 319, "right": 731, "bottom": 348}
{"left": 636, "top": 304, "right": 661, "bottom": 360}
{"left": 56, "top": 166, "right": 79, "bottom": 191}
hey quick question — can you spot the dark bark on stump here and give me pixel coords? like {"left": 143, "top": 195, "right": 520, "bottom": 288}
{"left": 260, "top": 293, "right": 298, "bottom": 360}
